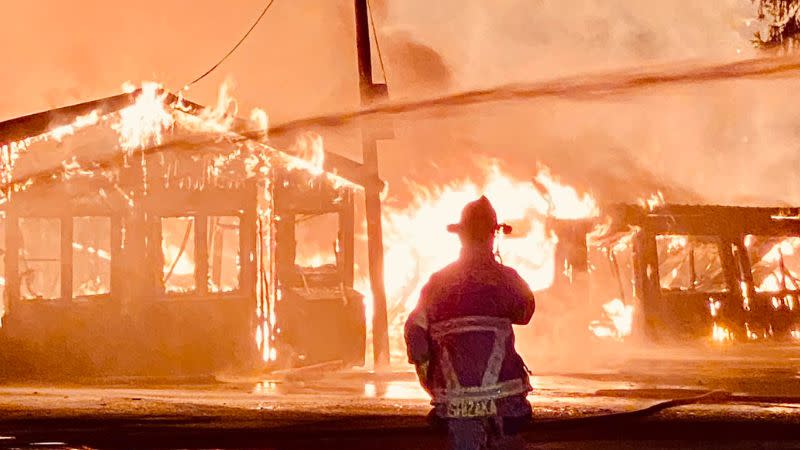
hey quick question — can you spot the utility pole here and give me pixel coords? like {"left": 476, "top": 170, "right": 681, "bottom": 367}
{"left": 354, "top": 0, "right": 391, "bottom": 369}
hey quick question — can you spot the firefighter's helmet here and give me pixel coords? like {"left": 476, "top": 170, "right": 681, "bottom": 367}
{"left": 447, "top": 196, "right": 511, "bottom": 240}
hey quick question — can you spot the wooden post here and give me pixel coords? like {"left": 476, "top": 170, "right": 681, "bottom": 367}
{"left": 354, "top": 0, "right": 390, "bottom": 369}
{"left": 339, "top": 189, "right": 356, "bottom": 287}
{"left": 61, "top": 215, "right": 73, "bottom": 301}
{"left": 196, "top": 215, "right": 209, "bottom": 296}
{"left": 635, "top": 231, "right": 660, "bottom": 341}
{"left": 5, "top": 210, "right": 19, "bottom": 319}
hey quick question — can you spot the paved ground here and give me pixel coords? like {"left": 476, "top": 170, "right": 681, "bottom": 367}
{"left": 1, "top": 346, "right": 800, "bottom": 448}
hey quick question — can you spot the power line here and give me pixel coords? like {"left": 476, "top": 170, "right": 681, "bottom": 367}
{"left": 366, "top": 0, "right": 389, "bottom": 89}
{"left": 187, "top": 0, "right": 277, "bottom": 87}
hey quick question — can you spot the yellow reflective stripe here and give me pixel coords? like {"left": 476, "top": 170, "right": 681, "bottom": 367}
{"left": 431, "top": 378, "right": 531, "bottom": 403}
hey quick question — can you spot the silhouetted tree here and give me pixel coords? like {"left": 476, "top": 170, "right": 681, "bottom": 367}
{"left": 755, "top": 0, "right": 800, "bottom": 47}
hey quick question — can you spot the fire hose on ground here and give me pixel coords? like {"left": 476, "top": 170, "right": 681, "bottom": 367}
{"left": 534, "top": 389, "right": 733, "bottom": 428}
{"left": 416, "top": 389, "right": 734, "bottom": 432}
{"left": 265, "top": 388, "right": 752, "bottom": 434}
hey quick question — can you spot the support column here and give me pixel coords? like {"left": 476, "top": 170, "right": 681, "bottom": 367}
{"left": 355, "top": 0, "right": 390, "bottom": 369}
{"left": 363, "top": 133, "right": 389, "bottom": 368}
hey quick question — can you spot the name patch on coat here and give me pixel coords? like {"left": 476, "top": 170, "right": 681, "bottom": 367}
{"left": 446, "top": 398, "right": 497, "bottom": 417}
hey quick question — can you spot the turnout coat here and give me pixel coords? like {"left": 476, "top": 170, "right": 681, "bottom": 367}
{"left": 404, "top": 248, "right": 536, "bottom": 418}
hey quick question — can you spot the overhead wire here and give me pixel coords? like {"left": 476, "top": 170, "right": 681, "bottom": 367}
{"left": 187, "top": 0, "right": 278, "bottom": 87}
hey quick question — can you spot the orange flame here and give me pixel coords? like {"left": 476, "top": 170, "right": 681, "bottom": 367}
{"left": 358, "top": 163, "right": 598, "bottom": 356}
{"left": 589, "top": 298, "right": 634, "bottom": 340}
{"left": 112, "top": 82, "right": 174, "bottom": 152}
{"left": 712, "top": 322, "right": 733, "bottom": 343}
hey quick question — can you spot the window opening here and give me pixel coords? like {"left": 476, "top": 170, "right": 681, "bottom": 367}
{"left": 746, "top": 235, "right": 800, "bottom": 293}
{"left": 19, "top": 218, "right": 61, "bottom": 299}
{"left": 207, "top": 216, "right": 241, "bottom": 293}
{"left": 72, "top": 217, "right": 111, "bottom": 297}
{"left": 656, "top": 235, "right": 727, "bottom": 292}
{"left": 161, "top": 216, "right": 196, "bottom": 293}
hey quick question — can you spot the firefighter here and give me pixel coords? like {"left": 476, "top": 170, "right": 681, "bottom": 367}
{"left": 405, "top": 195, "right": 536, "bottom": 450}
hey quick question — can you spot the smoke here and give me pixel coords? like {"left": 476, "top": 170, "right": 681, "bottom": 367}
{"left": 365, "top": 0, "right": 800, "bottom": 207}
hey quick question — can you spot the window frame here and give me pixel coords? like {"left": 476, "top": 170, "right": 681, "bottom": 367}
{"left": 14, "top": 214, "right": 116, "bottom": 302}
{"left": 655, "top": 234, "right": 730, "bottom": 294}
{"left": 156, "top": 212, "right": 245, "bottom": 299}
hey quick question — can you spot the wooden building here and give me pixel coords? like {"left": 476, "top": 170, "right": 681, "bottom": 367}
{"left": 0, "top": 90, "right": 380, "bottom": 377}
{"left": 548, "top": 204, "right": 800, "bottom": 343}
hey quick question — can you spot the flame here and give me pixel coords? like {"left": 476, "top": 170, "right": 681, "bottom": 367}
{"left": 761, "top": 238, "right": 800, "bottom": 263}
{"left": 72, "top": 242, "right": 111, "bottom": 261}
{"left": 288, "top": 132, "right": 325, "bottom": 176}
{"left": 708, "top": 297, "right": 721, "bottom": 318}
{"left": 533, "top": 167, "right": 599, "bottom": 218}
{"left": 74, "top": 277, "right": 110, "bottom": 297}
{"left": 250, "top": 108, "right": 269, "bottom": 134}
{"left": 638, "top": 191, "right": 665, "bottom": 211}
{"left": 751, "top": 237, "right": 800, "bottom": 293}
{"left": 358, "top": 163, "right": 598, "bottom": 357}
{"left": 175, "top": 80, "right": 238, "bottom": 134}
{"left": 663, "top": 235, "right": 688, "bottom": 253}
{"left": 741, "top": 280, "right": 751, "bottom": 311}
{"left": 163, "top": 244, "right": 196, "bottom": 277}
{"left": 296, "top": 254, "right": 333, "bottom": 268}
{"left": 112, "top": 82, "right": 174, "bottom": 152}
{"left": 589, "top": 298, "right": 634, "bottom": 340}
{"left": 712, "top": 322, "right": 733, "bottom": 343}
{"left": 745, "top": 322, "right": 760, "bottom": 340}
{"left": 50, "top": 110, "right": 100, "bottom": 143}
{"left": 1, "top": 109, "right": 103, "bottom": 187}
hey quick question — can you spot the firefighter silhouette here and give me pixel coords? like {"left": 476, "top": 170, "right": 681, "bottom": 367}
{"left": 405, "top": 195, "right": 536, "bottom": 450}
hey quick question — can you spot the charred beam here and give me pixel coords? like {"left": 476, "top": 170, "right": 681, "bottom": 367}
{"left": 0, "top": 93, "right": 136, "bottom": 146}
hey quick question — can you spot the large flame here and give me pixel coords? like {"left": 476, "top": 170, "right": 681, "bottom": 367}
{"left": 112, "top": 82, "right": 174, "bottom": 152}
{"left": 355, "top": 163, "right": 598, "bottom": 357}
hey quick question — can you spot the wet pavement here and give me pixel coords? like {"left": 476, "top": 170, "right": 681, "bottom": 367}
{"left": 0, "top": 347, "right": 799, "bottom": 448}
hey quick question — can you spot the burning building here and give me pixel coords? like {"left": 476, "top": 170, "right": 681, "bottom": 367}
{"left": 0, "top": 84, "right": 380, "bottom": 377}
{"left": 2, "top": 75, "right": 800, "bottom": 380}
{"left": 554, "top": 203, "right": 800, "bottom": 345}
